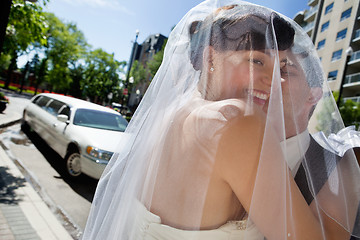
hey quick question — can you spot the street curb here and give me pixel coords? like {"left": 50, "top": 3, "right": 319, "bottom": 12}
{"left": 0, "top": 118, "right": 21, "bottom": 129}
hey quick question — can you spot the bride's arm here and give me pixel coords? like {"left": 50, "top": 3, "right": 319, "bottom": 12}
{"left": 215, "top": 113, "right": 349, "bottom": 240}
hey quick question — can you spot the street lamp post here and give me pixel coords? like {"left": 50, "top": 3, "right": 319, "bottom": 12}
{"left": 136, "top": 89, "right": 140, "bottom": 104}
{"left": 124, "top": 30, "right": 140, "bottom": 106}
{"left": 107, "top": 92, "right": 113, "bottom": 106}
{"left": 337, "top": 46, "right": 353, "bottom": 107}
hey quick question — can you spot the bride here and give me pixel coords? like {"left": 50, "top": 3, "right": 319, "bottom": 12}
{"left": 82, "top": 1, "right": 360, "bottom": 239}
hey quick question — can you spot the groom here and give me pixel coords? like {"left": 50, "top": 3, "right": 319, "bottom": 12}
{"left": 279, "top": 48, "right": 360, "bottom": 239}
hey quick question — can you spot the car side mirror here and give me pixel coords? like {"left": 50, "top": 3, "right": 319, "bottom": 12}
{"left": 57, "top": 114, "right": 69, "bottom": 124}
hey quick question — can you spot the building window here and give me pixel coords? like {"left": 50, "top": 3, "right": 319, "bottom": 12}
{"left": 317, "top": 39, "right": 325, "bottom": 49}
{"left": 321, "top": 21, "right": 330, "bottom": 32}
{"left": 331, "top": 49, "right": 343, "bottom": 61}
{"left": 336, "top": 29, "right": 347, "bottom": 41}
{"left": 325, "top": 2, "right": 334, "bottom": 15}
{"left": 327, "top": 70, "right": 338, "bottom": 81}
{"left": 340, "top": 7, "right": 352, "bottom": 21}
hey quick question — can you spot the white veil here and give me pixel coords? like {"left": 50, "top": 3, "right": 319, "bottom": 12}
{"left": 83, "top": 1, "right": 360, "bottom": 239}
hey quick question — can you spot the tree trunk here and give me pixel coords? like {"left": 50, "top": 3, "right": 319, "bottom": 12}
{"left": 34, "top": 83, "right": 38, "bottom": 96}
{"left": 5, "top": 51, "right": 17, "bottom": 89}
{"left": 0, "top": 0, "right": 12, "bottom": 57}
{"left": 19, "top": 62, "right": 30, "bottom": 94}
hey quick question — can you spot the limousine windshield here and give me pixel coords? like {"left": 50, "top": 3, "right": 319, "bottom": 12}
{"left": 73, "top": 109, "right": 128, "bottom": 132}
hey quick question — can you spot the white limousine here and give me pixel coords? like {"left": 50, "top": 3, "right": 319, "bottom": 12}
{"left": 22, "top": 93, "right": 128, "bottom": 179}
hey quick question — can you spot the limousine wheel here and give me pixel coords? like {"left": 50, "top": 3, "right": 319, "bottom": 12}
{"left": 66, "top": 152, "right": 82, "bottom": 177}
{"left": 20, "top": 121, "right": 30, "bottom": 132}
{"left": 20, "top": 111, "right": 31, "bottom": 132}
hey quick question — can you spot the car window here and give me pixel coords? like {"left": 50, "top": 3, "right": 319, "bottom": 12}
{"left": 59, "top": 106, "right": 71, "bottom": 118}
{"left": 32, "top": 95, "right": 42, "bottom": 104}
{"left": 73, "top": 109, "right": 128, "bottom": 132}
{"left": 36, "top": 96, "right": 51, "bottom": 110}
{"left": 47, "top": 100, "right": 66, "bottom": 116}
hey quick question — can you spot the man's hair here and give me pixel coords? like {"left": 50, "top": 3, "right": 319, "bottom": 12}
{"left": 295, "top": 51, "right": 324, "bottom": 89}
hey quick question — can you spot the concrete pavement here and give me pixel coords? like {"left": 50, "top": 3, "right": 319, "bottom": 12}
{"left": 0, "top": 95, "right": 73, "bottom": 239}
{"left": 0, "top": 109, "right": 21, "bottom": 128}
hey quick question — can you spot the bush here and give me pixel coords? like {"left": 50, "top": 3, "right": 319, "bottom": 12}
{"left": 0, "top": 92, "right": 9, "bottom": 103}
{"left": 339, "top": 100, "right": 360, "bottom": 129}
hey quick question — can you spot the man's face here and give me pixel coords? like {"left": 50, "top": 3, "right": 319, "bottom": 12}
{"left": 278, "top": 50, "right": 315, "bottom": 137}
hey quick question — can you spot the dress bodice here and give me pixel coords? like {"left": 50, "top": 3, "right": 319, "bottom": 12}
{"left": 133, "top": 202, "right": 264, "bottom": 240}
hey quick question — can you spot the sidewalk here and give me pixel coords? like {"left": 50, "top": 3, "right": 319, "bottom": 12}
{"left": 0, "top": 107, "right": 73, "bottom": 239}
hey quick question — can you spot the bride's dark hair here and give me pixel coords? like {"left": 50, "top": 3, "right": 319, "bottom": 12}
{"left": 189, "top": 4, "right": 295, "bottom": 70}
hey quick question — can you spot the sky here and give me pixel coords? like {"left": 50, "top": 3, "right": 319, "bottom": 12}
{"left": 42, "top": 0, "right": 309, "bottom": 65}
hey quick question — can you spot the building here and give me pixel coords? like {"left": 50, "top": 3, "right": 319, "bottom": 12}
{"left": 137, "top": 33, "right": 167, "bottom": 70}
{"left": 127, "top": 33, "right": 167, "bottom": 109}
{"left": 294, "top": 0, "right": 360, "bottom": 102}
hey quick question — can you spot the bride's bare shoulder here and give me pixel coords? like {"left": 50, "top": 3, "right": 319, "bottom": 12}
{"left": 181, "top": 99, "right": 254, "bottom": 138}
{"left": 213, "top": 102, "right": 266, "bottom": 185}
{"left": 185, "top": 98, "right": 252, "bottom": 122}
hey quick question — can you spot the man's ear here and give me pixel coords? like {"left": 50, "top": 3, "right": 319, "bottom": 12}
{"left": 307, "top": 87, "right": 323, "bottom": 105}
{"left": 203, "top": 46, "right": 215, "bottom": 73}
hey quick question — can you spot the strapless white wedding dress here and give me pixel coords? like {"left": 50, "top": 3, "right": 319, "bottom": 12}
{"left": 133, "top": 202, "right": 264, "bottom": 240}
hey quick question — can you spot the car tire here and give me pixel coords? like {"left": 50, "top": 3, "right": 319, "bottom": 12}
{"left": 20, "top": 120, "right": 30, "bottom": 132}
{"left": 65, "top": 151, "right": 82, "bottom": 178}
{"left": 21, "top": 111, "right": 31, "bottom": 132}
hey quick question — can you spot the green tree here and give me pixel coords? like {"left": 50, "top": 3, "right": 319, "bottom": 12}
{"left": 332, "top": 91, "right": 339, "bottom": 103}
{"left": 316, "top": 94, "right": 343, "bottom": 135}
{"left": 44, "top": 13, "right": 88, "bottom": 93}
{"left": 339, "top": 100, "right": 360, "bottom": 128}
{"left": 82, "top": 48, "right": 125, "bottom": 103}
{"left": 316, "top": 92, "right": 360, "bottom": 135}
{"left": 147, "top": 39, "right": 167, "bottom": 79}
{"left": 0, "top": 53, "right": 11, "bottom": 74}
{"left": 33, "top": 56, "right": 48, "bottom": 95}
{"left": 68, "top": 65, "right": 84, "bottom": 98}
{"left": 129, "top": 60, "right": 147, "bottom": 87}
{"left": 2, "top": 0, "right": 48, "bottom": 88}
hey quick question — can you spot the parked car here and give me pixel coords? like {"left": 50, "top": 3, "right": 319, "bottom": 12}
{"left": 21, "top": 93, "right": 128, "bottom": 179}
{"left": 111, "top": 102, "right": 132, "bottom": 116}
